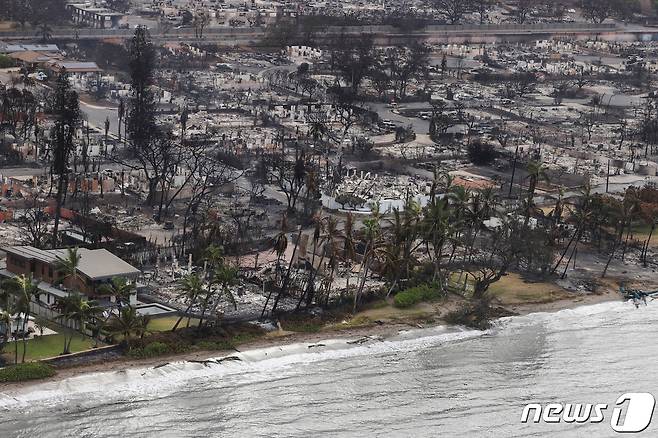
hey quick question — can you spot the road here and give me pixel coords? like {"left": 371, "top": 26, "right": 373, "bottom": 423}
{"left": 367, "top": 102, "right": 432, "bottom": 134}
{"left": 0, "top": 22, "right": 632, "bottom": 45}
{"left": 80, "top": 100, "right": 119, "bottom": 131}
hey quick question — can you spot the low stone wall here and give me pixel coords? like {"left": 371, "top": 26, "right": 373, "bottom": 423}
{"left": 41, "top": 345, "right": 123, "bottom": 368}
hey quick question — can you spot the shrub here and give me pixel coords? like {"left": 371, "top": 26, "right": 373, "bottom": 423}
{"left": 335, "top": 193, "right": 366, "bottom": 210}
{"left": 128, "top": 341, "right": 171, "bottom": 359}
{"left": 281, "top": 319, "right": 323, "bottom": 333}
{"left": 0, "top": 55, "right": 15, "bottom": 69}
{"left": 393, "top": 283, "right": 443, "bottom": 308}
{"left": 445, "top": 296, "right": 495, "bottom": 330}
{"left": 467, "top": 141, "right": 497, "bottom": 166}
{"left": 0, "top": 362, "right": 56, "bottom": 383}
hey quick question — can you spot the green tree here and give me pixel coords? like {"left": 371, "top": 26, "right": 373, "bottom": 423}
{"left": 3, "top": 274, "right": 39, "bottom": 363}
{"left": 54, "top": 247, "right": 82, "bottom": 286}
{"left": 50, "top": 72, "right": 81, "bottom": 248}
{"left": 98, "top": 277, "right": 134, "bottom": 306}
{"left": 126, "top": 26, "right": 173, "bottom": 209}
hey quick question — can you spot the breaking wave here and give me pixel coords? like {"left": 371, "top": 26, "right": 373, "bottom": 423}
{"left": 0, "top": 325, "right": 486, "bottom": 411}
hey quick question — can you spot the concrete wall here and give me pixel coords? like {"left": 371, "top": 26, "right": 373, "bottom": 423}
{"left": 41, "top": 345, "right": 123, "bottom": 367}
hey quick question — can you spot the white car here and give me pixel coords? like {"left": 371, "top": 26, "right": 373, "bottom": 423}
{"left": 28, "top": 72, "right": 47, "bottom": 81}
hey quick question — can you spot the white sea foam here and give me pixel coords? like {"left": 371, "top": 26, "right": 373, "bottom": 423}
{"left": 0, "top": 326, "right": 485, "bottom": 410}
{"left": 0, "top": 299, "right": 642, "bottom": 412}
{"left": 2, "top": 298, "right": 658, "bottom": 437}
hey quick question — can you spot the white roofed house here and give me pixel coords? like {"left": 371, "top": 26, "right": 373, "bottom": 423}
{"left": 47, "top": 61, "right": 103, "bottom": 83}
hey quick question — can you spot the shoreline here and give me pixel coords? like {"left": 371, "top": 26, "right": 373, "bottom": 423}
{"left": 0, "top": 288, "right": 623, "bottom": 393}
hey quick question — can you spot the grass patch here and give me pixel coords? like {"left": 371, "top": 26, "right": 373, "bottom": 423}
{"left": 280, "top": 320, "right": 323, "bottom": 333}
{"left": 368, "top": 300, "right": 389, "bottom": 310}
{"left": 147, "top": 316, "right": 200, "bottom": 332}
{"left": 127, "top": 341, "right": 171, "bottom": 359}
{"left": 486, "top": 273, "right": 571, "bottom": 305}
{"left": 0, "top": 362, "right": 56, "bottom": 383}
{"left": 3, "top": 331, "right": 96, "bottom": 362}
{"left": 393, "top": 283, "right": 443, "bottom": 308}
{"left": 194, "top": 333, "right": 262, "bottom": 352}
{"left": 341, "top": 315, "right": 374, "bottom": 328}
{"left": 325, "top": 300, "right": 438, "bottom": 331}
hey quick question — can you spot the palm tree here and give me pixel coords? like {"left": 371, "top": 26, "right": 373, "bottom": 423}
{"left": 55, "top": 247, "right": 82, "bottom": 287}
{"left": 641, "top": 218, "right": 656, "bottom": 267}
{"left": 98, "top": 277, "right": 134, "bottom": 308}
{"left": 308, "top": 116, "right": 329, "bottom": 145}
{"left": 3, "top": 274, "right": 39, "bottom": 363}
{"left": 355, "top": 204, "right": 382, "bottom": 312}
{"left": 203, "top": 264, "right": 238, "bottom": 330}
{"left": 198, "top": 257, "right": 237, "bottom": 331}
{"left": 272, "top": 215, "right": 289, "bottom": 284}
{"left": 272, "top": 223, "right": 305, "bottom": 313}
{"left": 107, "top": 306, "right": 149, "bottom": 349}
{"left": 422, "top": 197, "right": 451, "bottom": 285}
{"left": 78, "top": 299, "right": 104, "bottom": 348}
{"left": 54, "top": 292, "right": 83, "bottom": 354}
{"left": 135, "top": 314, "right": 151, "bottom": 348}
{"left": 172, "top": 273, "right": 204, "bottom": 332}
{"left": 52, "top": 247, "right": 87, "bottom": 354}
{"left": 385, "top": 204, "right": 419, "bottom": 295}
{"left": 551, "top": 183, "right": 593, "bottom": 275}
{"left": 343, "top": 213, "right": 356, "bottom": 304}
{"left": 446, "top": 185, "right": 470, "bottom": 264}
{"left": 603, "top": 193, "right": 640, "bottom": 277}
{"left": 204, "top": 244, "right": 225, "bottom": 272}
{"left": 1, "top": 281, "right": 22, "bottom": 364}
{"left": 261, "top": 215, "right": 289, "bottom": 318}
{"left": 317, "top": 216, "right": 344, "bottom": 306}
{"left": 524, "top": 160, "right": 549, "bottom": 227}
{"left": 297, "top": 211, "right": 324, "bottom": 309}
{"left": 0, "top": 309, "right": 10, "bottom": 358}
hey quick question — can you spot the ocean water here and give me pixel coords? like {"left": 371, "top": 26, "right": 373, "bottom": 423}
{"left": 1, "top": 300, "right": 657, "bottom": 437}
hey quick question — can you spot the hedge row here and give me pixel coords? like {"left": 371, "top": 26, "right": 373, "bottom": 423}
{"left": 0, "top": 362, "right": 56, "bottom": 383}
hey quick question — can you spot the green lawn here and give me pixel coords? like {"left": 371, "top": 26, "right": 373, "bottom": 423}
{"left": 147, "top": 316, "right": 200, "bottom": 332}
{"left": 487, "top": 273, "right": 571, "bottom": 305}
{"left": 3, "top": 331, "right": 96, "bottom": 362}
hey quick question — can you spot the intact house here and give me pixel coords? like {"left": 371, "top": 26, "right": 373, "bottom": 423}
{"left": 0, "top": 246, "right": 140, "bottom": 322}
{"left": 46, "top": 61, "right": 103, "bottom": 84}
